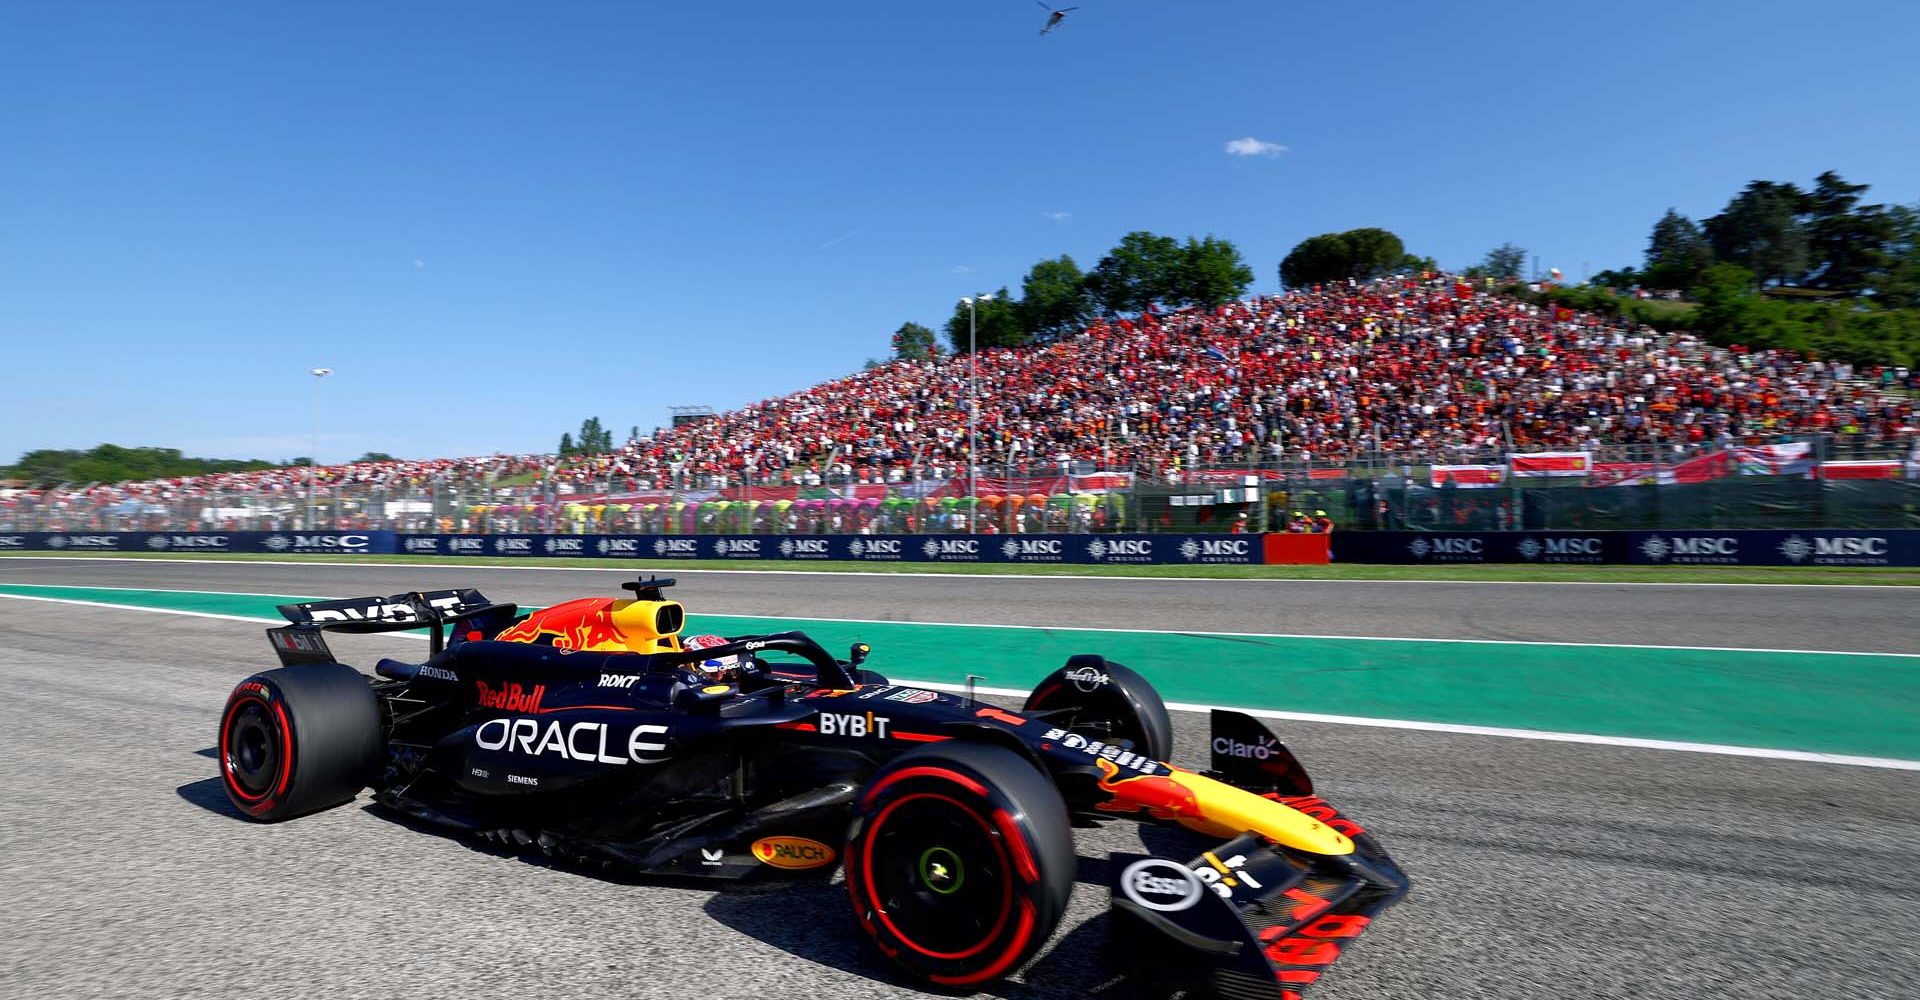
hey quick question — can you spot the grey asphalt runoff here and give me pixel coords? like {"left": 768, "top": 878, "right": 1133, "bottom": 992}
{"left": 2, "top": 596, "right": 1917, "bottom": 999}
{"left": 2, "top": 556, "right": 1917, "bottom": 653}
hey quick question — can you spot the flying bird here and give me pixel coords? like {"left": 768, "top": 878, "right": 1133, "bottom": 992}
{"left": 1037, "top": 2, "right": 1079, "bottom": 35}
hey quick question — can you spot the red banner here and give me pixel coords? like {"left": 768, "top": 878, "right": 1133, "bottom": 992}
{"left": 1430, "top": 465, "right": 1506, "bottom": 488}
{"left": 1509, "top": 452, "right": 1592, "bottom": 477}
{"left": 1264, "top": 533, "right": 1331, "bottom": 565}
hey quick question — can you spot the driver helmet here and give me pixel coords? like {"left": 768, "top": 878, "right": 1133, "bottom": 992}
{"left": 683, "top": 633, "right": 743, "bottom": 681}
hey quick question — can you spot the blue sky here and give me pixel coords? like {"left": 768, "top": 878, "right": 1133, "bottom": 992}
{"left": 3, "top": 0, "right": 1916, "bottom": 464}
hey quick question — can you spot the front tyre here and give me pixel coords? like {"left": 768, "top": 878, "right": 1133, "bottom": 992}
{"left": 1023, "top": 655, "right": 1173, "bottom": 763}
{"left": 846, "top": 742, "right": 1073, "bottom": 989}
{"left": 218, "top": 662, "right": 382, "bottom": 821}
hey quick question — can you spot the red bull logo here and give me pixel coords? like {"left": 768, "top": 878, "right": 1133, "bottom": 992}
{"left": 1093, "top": 758, "right": 1204, "bottom": 821}
{"left": 496, "top": 599, "right": 631, "bottom": 651}
{"left": 474, "top": 681, "right": 546, "bottom": 713}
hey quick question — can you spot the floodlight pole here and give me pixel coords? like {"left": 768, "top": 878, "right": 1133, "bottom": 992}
{"left": 962, "top": 293, "right": 993, "bottom": 532}
{"left": 307, "top": 367, "right": 332, "bottom": 530}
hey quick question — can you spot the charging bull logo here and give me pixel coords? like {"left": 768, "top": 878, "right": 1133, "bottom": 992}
{"left": 1094, "top": 758, "right": 1205, "bottom": 823}
{"left": 496, "top": 599, "right": 631, "bottom": 651}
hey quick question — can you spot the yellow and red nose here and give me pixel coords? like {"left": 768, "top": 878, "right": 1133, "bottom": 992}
{"left": 1097, "top": 761, "right": 1354, "bottom": 857}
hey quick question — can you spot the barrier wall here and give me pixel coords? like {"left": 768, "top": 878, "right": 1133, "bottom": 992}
{"left": 0, "top": 531, "right": 1264, "bottom": 566}
{"left": 10, "top": 529, "right": 1911, "bottom": 566}
{"left": 1330, "top": 529, "right": 1920, "bottom": 567}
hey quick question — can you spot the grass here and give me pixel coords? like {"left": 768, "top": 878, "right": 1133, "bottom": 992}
{"left": 5, "top": 549, "right": 1919, "bottom": 585}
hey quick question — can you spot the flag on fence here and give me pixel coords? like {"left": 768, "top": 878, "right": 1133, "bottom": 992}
{"left": 1732, "top": 443, "right": 1814, "bottom": 477}
{"left": 1430, "top": 465, "right": 1506, "bottom": 488}
{"left": 1509, "top": 452, "right": 1592, "bottom": 478}
{"left": 1817, "top": 460, "right": 1904, "bottom": 480}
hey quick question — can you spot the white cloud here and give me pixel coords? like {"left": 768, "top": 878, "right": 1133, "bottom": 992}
{"left": 412, "top": 259, "right": 426, "bottom": 268}
{"left": 1224, "top": 137, "right": 1288, "bottom": 157}
{"left": 948, "top": 264, "right": 976, "bottom": 275}
{"left": 818, "top": 230, "right": 857, "bottom": 250}
{"left": 1043, "top": 211, "right": 1072, "bottom": 222}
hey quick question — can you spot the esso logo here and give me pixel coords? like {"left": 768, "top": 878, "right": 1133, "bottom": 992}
{"left": 1119, "top": 859, "right": 1202, "bottom": 912}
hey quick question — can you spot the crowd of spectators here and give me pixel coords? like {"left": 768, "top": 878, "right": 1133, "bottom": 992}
{"left": 7, "top": 274, "right": 1915, "bottom": 528}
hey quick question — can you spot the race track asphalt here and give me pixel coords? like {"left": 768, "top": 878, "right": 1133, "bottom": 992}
{"left": 1, "top": 562, "right": 1917, "bottom": 999}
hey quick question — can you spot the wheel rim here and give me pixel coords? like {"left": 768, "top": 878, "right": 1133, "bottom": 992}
{"left": 223, "top": 698, "right": 281, "bottom": 800}
{"left": 863, "top": 792, "right": 1012, "bottom": 961}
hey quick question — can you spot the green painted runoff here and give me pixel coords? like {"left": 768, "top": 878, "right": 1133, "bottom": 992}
{"left": 1, "top": 583, "right": 1913, "bottom": 762}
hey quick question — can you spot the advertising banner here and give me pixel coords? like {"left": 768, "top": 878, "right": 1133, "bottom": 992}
{"left": 1331, "top": 530, "right": 1920, "bottom": 566}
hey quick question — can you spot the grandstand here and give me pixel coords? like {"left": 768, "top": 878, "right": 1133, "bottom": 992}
{"left": 5, "top": 275, "right": 1915, "bottom": 535}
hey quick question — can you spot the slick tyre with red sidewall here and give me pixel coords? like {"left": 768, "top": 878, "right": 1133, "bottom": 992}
{"left": 1023, "top": 655, "right": 1173, "bottom": 763}
{"left": 219, "top": 662, "right": 382, "bottom": 821}
{"left": 846, "top": 741, "right": 1074, "bottom": 990}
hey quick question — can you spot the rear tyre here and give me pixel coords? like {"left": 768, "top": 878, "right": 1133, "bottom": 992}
{"left": 218, "top": 662, "right": 382, "bottom": 821}
{"left": 846, "top": 741, "right": 1074, "bottom": 989}
{"left": 1023, "top": 655, "right": 1173, "bottom": 763}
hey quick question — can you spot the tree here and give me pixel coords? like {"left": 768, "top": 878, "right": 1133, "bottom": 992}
{"left": 1878, "top": 203, "right": 1920, "bottom": 308}
{"left": 575, "top": 417, "right": 612, "bottom": 455}
{"left": 1705, "top": 181, "right": 1810, "bottom": 288}
{"left": 1175, "top": 236, "right": 1254, "bottom": 308}
{"left": 1278, "top": 228, "right": 1408, "bottom": 288}
{"left": 944, "top": 289, "right": 1025, "bottom": 354}
{"left": 1804, "top": 171, "right": 1895, "bottom": 294}
{"left": 1642, "top": 209, "right": 1714, "bottom": 290}
{"left": 1478, "top": 243, "right": 1528, "bottom": 281}
{"left": 557, "top": 432, "right": 576, "bottom": 457}
{"left": 355, "top": 451, "right": 397, "bottom": 463}
{"left": 1590, "top": 267, "right": 1642, "bottom": 290}
{"left": 1017, "top": 256, "right": 1093, "bottom": 337}
{"left": 890, "top": 321, "right": 941, "bottom": 362}
{"left": 1085, "top": 231, "right": 1184, "bottom": 314}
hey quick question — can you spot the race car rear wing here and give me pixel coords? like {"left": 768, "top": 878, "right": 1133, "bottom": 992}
{"left": 268, "top": 589, "right": 517, "bottom": 664}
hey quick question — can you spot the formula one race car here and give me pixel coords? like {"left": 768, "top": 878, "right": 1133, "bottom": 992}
{"left": 217, "top": 577, "right": 1408, "bottom": 998}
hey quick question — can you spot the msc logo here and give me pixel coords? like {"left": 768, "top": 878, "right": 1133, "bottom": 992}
{"left": 751, "top": 836, "right": 835, "bottom": 870}
{"left": 1782, "top": 534, "right": 1892, "bottom": 564}
{"left": 450, "top": 537, "right": 487, "bottom": 553}
{"left": 779, "top": 537, "right": 831, "bottom": 558}
{"left": 0, "top": 535, "right": 25, "bottom": 549}
{"left": 1003, "top": 538, "right": 1063, "bottom": 560}
{"left": 715, "top": 538, "right": 761, "bottom": 557}
{"left": 1183, "top": 538, "right": 1250, "bottom": 562}
{"left": 1409, "top": 536, "right": 1482, "bottom": 560}
{"left": 147, "top": 534, "right": 231, "bottom": 550}
{"left": 1088, "top": 538, "right": 1152, "bottom": 562}
{"left": 493, "top": 537, "right": 533, "bottom": 554}
{"left": 543, "top": 537, "right": 585, "bottom": 555}
{"left": 847, "top": 538, "right": 903, "bottom": 559}
{"left": 56, "top": 534, "right": 121, "bottom": 549}
{"left": 404, "top": 537, "right": 442, "bottom": 553}
{"left": 1519, "top": 536, "right": 1604, "bottom": 561}
{"left": 597, "top": 538, "right": 642, "bottom": 555}
{"left": 922, "top": 538, "right": 979, "bottom": 559}
{"left": 653, "top": 538, "right": 699, "bottom": 556}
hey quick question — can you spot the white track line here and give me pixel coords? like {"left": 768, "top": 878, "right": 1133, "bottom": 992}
{"left": 2, "top": 554, "right": 1914, "bottom": 588}
{"left": 6, "top": 583, "right": 1911, "bottom": 659}
{"left": 3, "top": 591, "right": 1915, "bottom": 772}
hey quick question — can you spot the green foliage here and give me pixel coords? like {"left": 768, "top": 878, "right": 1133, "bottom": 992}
{"left": 1643, "top": 210, "right": 1715, "bottom": 290}
{"left": 944, "top": 289, "right": 1025, "bottom": 354}
{"left": 1176, "top": 236, "right": 1255, "bottom": 308}
{"left": 1804, "top": 171, "right": 1897, "bottom": 295}
{"left": 573, "top": 417, "right": 613, "bottom": 456}
{"left": 1478, "top": 243, "right": 1528, "bottom": 281}
{"left": 2, "top": 444, "right": 279, "bottom": 488}
{"left": 1705, "top": 181, "right": 1810, "bottom": 288}
{"left": 355, "top": 452, "right": 397, "bottom": 463}
{"left": 890, "top": 321, "right": 941, "bottom": 362}
{"left": 1017, "top": 256, "right": 1092, "bottom": 337}
{"left": 558, "top": 432, "right": 576, "bottom": 457}
{"left": 1590, "top": 267, "right": 1642, "bottom": 290}
{"left": 1278, "top": 228, "right": 1408, "bottom": 288}
{"left": 1086, "top": 231, "right": 1184, "bottom": 314}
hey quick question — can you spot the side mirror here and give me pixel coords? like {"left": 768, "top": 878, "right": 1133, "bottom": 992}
{"left": 848, "top": 643, "right": 871, "bottom": 669}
